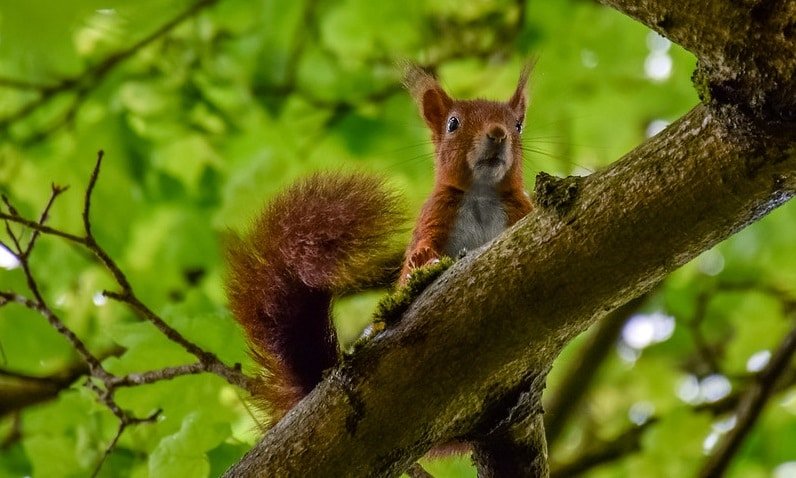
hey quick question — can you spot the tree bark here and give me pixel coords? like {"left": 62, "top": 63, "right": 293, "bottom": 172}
{"left": 224, "top": 0, "right": 794, "bottom": 475}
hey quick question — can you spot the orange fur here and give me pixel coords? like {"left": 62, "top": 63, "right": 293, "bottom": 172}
{"left": 400, "top": 63, "right": 534, "bottom": 283}
{"left": 225, "top": 173, "right": 404, "bottom": 424}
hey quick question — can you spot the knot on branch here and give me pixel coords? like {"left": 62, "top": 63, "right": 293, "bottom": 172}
{"left": 534, "top": 172, "right": 582, "bottom": 216}
{"left": 327, "top": 360, "right": 367, "bottom": 436}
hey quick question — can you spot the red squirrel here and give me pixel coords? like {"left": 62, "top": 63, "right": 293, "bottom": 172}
{"left": 400, "top": 64, "right": 533, "bottom": 281}
{"left": 225, "top": 63, "right": 532, "bottom": 423}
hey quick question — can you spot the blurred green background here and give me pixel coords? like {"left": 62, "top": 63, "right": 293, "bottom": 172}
{"left": 1, "top": 0, "right": 794, "bottom": 477}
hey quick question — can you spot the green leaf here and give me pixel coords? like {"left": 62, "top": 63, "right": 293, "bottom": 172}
{"left": 148, "top": 412, "right": 230, "bottom": 478}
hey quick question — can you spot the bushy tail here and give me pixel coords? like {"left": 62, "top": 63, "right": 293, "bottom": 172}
{"left": 225, "top": 172, "right": 404, "bottom": 423}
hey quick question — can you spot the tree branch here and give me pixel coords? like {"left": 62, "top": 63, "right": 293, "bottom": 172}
{"left": 544, "top": 296, "right": 647, "bottom": 447}
{"left": 549, "top": 363, "right": 796, "bottom": 477}
{"left": 1, "top": 151, "right": 252, "bottom": 393}
{"left": 0, "top": 0, "right": 220, "bottom": 141}
{"left": 550, "top": 418, "right": 657, "bottom": 478}
{"left": 598, "top": 0, "right": 795, "bottom": 124}
{"left": 0, "top": 346, "right": 123, "bottom": 418}
{"left": 1, "top": 150, "right": 260, "bottom": 472}
{"left": 699, "top": 321, "right": 796, "bottom": 477}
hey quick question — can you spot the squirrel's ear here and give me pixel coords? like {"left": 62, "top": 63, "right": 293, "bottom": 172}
{"left": 509, "top": 59, "right": 535, "bottom": 114}
{"left": 402, "top": 62, "right": 453, "bottom": 134}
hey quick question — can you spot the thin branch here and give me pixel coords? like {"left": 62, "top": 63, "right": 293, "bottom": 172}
{"left": 24, "top": 184, "right": 69, "bottom": 258}
{"left": 550, "top": 419, "right": 657, "bottom": 478}
{"left": 1, "top": 207, "right": 23, "bottom": 257}
{"left": 0, "top": 77, "right": 56, "bottom": 90}
{"left": 90, "top": 409, "right": 161, "bottom": 478}
{"left": 107, "top": 362, "right": 206, "bottom": 388}
{"left": 91, "top": 422, "right": 127, "bottom": 478}
{"left": 0, "top": 211, "right": 86, "bottom": 244}
{"left": 545, "top": 296, "right": 646, "bottom": 447}
{"left": 0, "top": 292, "right": 108, "bottom": 379}
{"left": 699, "top": 321, "right": 796, "bottom": 478}
{"left": 82, "top": 151, "right": 103, "bottom": 240}
{"left": 0, "top": 152, "right": 252, "bottom": 393}
{"left": 0, "top": 0, "right": 219, "bottom": 140}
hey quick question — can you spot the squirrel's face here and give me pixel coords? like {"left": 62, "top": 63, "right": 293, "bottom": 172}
{"left": 441, "top": 100, "right": 524, "bottom": 186}
{"left": 404, "top": 62, "right": 531, "bottom": 189}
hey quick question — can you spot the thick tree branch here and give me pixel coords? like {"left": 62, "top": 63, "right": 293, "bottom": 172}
{"left": 470, "top": 370, "right": 550, "bottom": 478}
{"left": 224, "top": 100, "right": 794, "bottom": 476}
{"left": 598, "top": 0, "right": 795, "bottom": 124}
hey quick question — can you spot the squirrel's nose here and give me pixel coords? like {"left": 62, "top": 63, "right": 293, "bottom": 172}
{"left": 486, "top": 125, "right": 507, "bottom": 143}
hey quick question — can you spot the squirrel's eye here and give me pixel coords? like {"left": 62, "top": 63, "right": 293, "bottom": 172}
{"left": 515, "top": 120, "right": 523, "bottom": 133}
{"left": 447, "top": 116, "right": 460, "bottom": 133}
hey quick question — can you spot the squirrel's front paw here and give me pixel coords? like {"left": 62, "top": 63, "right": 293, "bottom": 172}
{"left": 409, "top": 245, "right": 439, "bottom": 269}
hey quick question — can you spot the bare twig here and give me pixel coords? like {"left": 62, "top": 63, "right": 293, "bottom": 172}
{"left": 82, "top": 151, "right": 103, "bottom": 239}
{"left": 91, "top": 422, "right": 127, "bottom": 478}
{"left": 107, "top": 362, "right": 206, "bottom": 388}
{"left": 24, "top": 184, "right": 68, "bottom": 258}
{"left": 91, "top": 409, "right": 162, "bottom": 478}
{"left": 1, "top": 150, "right": 255, "bottom": 469}
{"left": 0, "top": 211, "right": 86, "bottom": 244}
{"left": 1, "top": 151, "right": 251, "bottom": 392}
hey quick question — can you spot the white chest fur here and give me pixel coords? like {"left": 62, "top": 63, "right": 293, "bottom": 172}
{"left": 444, "top": 186, "right": 507, "bottom": 258}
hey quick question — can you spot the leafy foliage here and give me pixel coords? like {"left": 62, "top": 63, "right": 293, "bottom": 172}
{"left": 0, "top": 0, "right": 793, "bottom": 477}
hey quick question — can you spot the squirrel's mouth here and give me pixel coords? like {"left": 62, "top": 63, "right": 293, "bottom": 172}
{"left": 478, "top": 156, "right": 505, "bottom": 167}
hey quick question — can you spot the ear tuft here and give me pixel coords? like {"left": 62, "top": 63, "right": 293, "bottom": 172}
{"left": 401, "top": 61, "right": 435, "bottom": 99}
{"left": 400, "top": 61, "right": 452, "bottom": 134}
{"left": 509, "top": 58, "right": 537, "bottom": 114}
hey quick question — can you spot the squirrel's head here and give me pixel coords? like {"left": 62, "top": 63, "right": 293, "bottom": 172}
{"left": 404, "top": 62, "right": 531, "bottom": 189}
